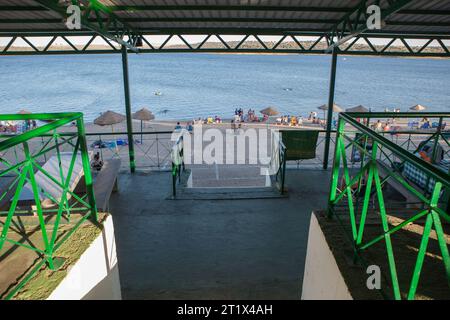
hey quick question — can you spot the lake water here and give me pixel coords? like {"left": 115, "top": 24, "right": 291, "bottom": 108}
{"left": 0, "top": 53, "right": 449, "bottom": 121}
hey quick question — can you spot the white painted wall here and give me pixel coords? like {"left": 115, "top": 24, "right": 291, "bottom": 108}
{"left": 48, "top": 215, "right": 122, "bottom": 300}
{"left": 301, "top": 212, "right": 353, "bottom": 300}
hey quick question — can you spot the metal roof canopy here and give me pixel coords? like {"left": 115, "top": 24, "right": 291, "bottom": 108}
{"left": 0, "top": 0, "right": 449, "bottom": 172}
{"left": 0, "top": 0, "right": 449, "bottom": 56}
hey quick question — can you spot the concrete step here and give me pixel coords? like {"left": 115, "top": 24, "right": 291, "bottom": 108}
{"left": 172, "top": 187, "right": 286, "bottom": 200}
{"left": 188, "top": 164, "right": 271, "bottom": 188}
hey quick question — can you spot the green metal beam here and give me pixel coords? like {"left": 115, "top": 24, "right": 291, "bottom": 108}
{"left": 33, "top": 0, "right": 140, "bottom": 52}
{"left": 323, "top": 48, "right": 338, "bottom": 170}
{"left": 2, "top": 29, "right": 450, "bottom": 39}
{"left": 2, "top": 32, "right": 449, "bottom": 57}
{"left": 121, "top": 45, "right": 136, "bottom": 173}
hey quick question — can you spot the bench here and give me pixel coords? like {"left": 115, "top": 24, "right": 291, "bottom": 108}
{"left": 377, "top": 160, "right": 449, "bottom": 211}
{"left": 93, "top": 159, "right": 121, "bottom": 212}
{"left": 377, "top": 161, "right": 422, "bottom": 209}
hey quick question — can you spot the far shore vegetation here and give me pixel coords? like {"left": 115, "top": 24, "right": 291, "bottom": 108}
{"left": 3, "top": 40, "right": 447, "bottom": 56}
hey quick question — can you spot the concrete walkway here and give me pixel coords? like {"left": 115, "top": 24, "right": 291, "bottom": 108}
{"left": 109, "top": 168, "right": 331, "bottom": 299}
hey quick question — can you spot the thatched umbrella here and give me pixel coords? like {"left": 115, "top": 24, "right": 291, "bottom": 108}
{"left": 318, "top": 103, "right": 343, "bottom": 121}
{"left": 346, "top": 105, "right": 369, "bottom": 113}
{"left": 410, "top": 104, "right": 426, "bottom": 111}
{"left": 94, "top": 110, "right": 125, "bottom": 126}
{"left": 260, "top": 107, "right": 279, "bottom": 127}
{"left": 94, "top": 111, "right": 126, "bottom": 153}
{"left": 346, "top": 105, "right": 371, "bottom": 125}
{"left": 132, "top": 107, "right": 155, "bottom": 142}
{"left": 260, "top": 107, "right": 279, "bottom": 116}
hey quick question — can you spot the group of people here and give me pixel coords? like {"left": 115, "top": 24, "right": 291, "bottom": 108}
{"left": 372, "top": 118, "right": 401, "bottom": 132}
{"left": 372, "top": 120, "right": 392, "bottom": 132}
{"left": 175, "top": 121, "right": 194, "bottom": 132}
{"left": 234, "top": 108, "right": 265, "bottom": 123}
{"left": 275, "top": 115, "right": 304, "bottom": 126}
{"left": 0, "top": 119, "right": 37, "bottom": 133}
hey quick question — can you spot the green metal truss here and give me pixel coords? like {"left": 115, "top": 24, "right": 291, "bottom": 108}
{"left": 1, "top": 33, "right": 449, "bottom": 57}
{"left": 327, "top": 0, "right": 416, "bottom": 51}
{"left": 33, "top": 0, "right": 140, "bottom": 52}
{"left": 327, "top": 112, "right": 450, "bottom": 300}
{"left": 0, "top": 112, "right": 98, "bottom": 300}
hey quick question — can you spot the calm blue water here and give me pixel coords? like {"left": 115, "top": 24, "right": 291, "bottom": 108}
{"left": 0, "top": 53, "right": 449, "bottom": 121}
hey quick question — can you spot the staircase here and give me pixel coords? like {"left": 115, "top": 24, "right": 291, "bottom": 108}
{"left": 171, "top": 164, "right": 285, "bottom": 200}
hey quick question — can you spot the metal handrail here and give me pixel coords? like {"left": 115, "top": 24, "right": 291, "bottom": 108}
{"left": 0, "top": 112, "right": 97, "bottom": 300}
{"left": 327, "top": 112, "right": 450, "bottom": 300}
{"left": 340, "top": 113, "right": 450, "bottom": 188}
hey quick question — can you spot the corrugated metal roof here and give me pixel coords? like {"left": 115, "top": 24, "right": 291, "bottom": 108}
{"left": 0, "top": 0, "right": 449, "bottom": 36}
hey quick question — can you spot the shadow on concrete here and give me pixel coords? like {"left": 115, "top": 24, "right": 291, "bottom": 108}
{"left": 110, "top": 169, "right": 331, "bottom": 299}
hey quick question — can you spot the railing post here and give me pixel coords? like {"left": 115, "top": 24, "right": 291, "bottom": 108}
{"left": 172, "top": 163, "right": 176, "bottom": 198}
{"left": 77, "top": 117, "right": 98, "bottom": 222}
{"left": 323, "top": 48, "right": 338, "bottom": 170}
{"left": 121, "top": 45, "right": 136, "bottom": 173}
{"left": 327, "top": 116, "right": 344, "bottom": 218}
{"left": 281, "top": 148, "right": 287, "bottom": 194}
{"left": 156, "top": 133, "right": 160, "bottom": 168}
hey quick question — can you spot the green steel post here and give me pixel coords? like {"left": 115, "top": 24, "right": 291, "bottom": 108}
{"left": 23, "top": 142, "right": 55, "bottom": 269}
{"left": 121, "top": 45, "right": 136, "bottom": 173}
{"left": 172, "top": 164, "right": 177, "bottom": 198}
{"left": 429, "top": 182, "right": 450, "bottom": 286}
{"left": 327, "top": 116, "right": 344, "bottom": 217}
{"left": 423, "top": 117, "right": 444, "bottom": 195}
{"left": 323, "top": 48, "right": 338, "bottom": 170}
{"left": 281, "top": 147, "right": 287, "bottom": 195}
{"left": 356, "top": 141, "right": 378, "bottom": 246}
{"left": 76, "top": 117, "right": 98, "bottom": 222}
{"left": 407, "top": 213, "right": 433, "bottom": 299}
{"left": 340, "top": 135, "right": 357, "bottom": 241}
{"left": 431, "top": 117, "right": 443, "bottom": 163}
{"left": 0, "top": 165, "right": 28, "bottom": 251}
{"left": 373, "top": 166, "right": 401, "bottom": 299}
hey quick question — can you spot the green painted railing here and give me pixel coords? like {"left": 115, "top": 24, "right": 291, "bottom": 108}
{"left": 327, "top": 112, "right": 449, "bottom": 300}
{"left": 0, "top": 113, "right": 97, "bottom": 299}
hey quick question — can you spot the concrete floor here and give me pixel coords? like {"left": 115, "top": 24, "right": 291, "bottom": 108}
{"left": 109, "top": 168, "right": 331, "bottom": 299}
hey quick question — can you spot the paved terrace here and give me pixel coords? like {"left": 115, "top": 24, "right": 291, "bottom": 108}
{"left": 110, "top": 169, "right": 330, "bottom": 299}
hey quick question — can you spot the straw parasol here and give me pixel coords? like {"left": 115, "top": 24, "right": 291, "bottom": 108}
{"left": 410, "top": 104, "right": 426, "bottom": 111}
{"left": 318, "top": 103, "right": 343, "bottom": 121}
{"left": 132, "top": 107, "right": 155, "bottom": 142}
{"left": 318, "top": 103, "right": 343, "bottom": 113}
{"left": 94, "top": 110, "right": 126, "bottom": 153}
{"left": 346, "top": 105, "right": 369, "bottom": 113}
{"left": 94, "top": 110, "right": 125, "bottom": 126}
{"left": 260, "top": 106, "right": 279, "bottom": 116}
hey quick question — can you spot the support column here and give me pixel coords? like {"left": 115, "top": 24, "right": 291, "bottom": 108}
{"left": 323, "top": 48, "right": 338, "bottom": 170}
{"left": 121, "top": 45, "right": 136, "bottom": 173}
